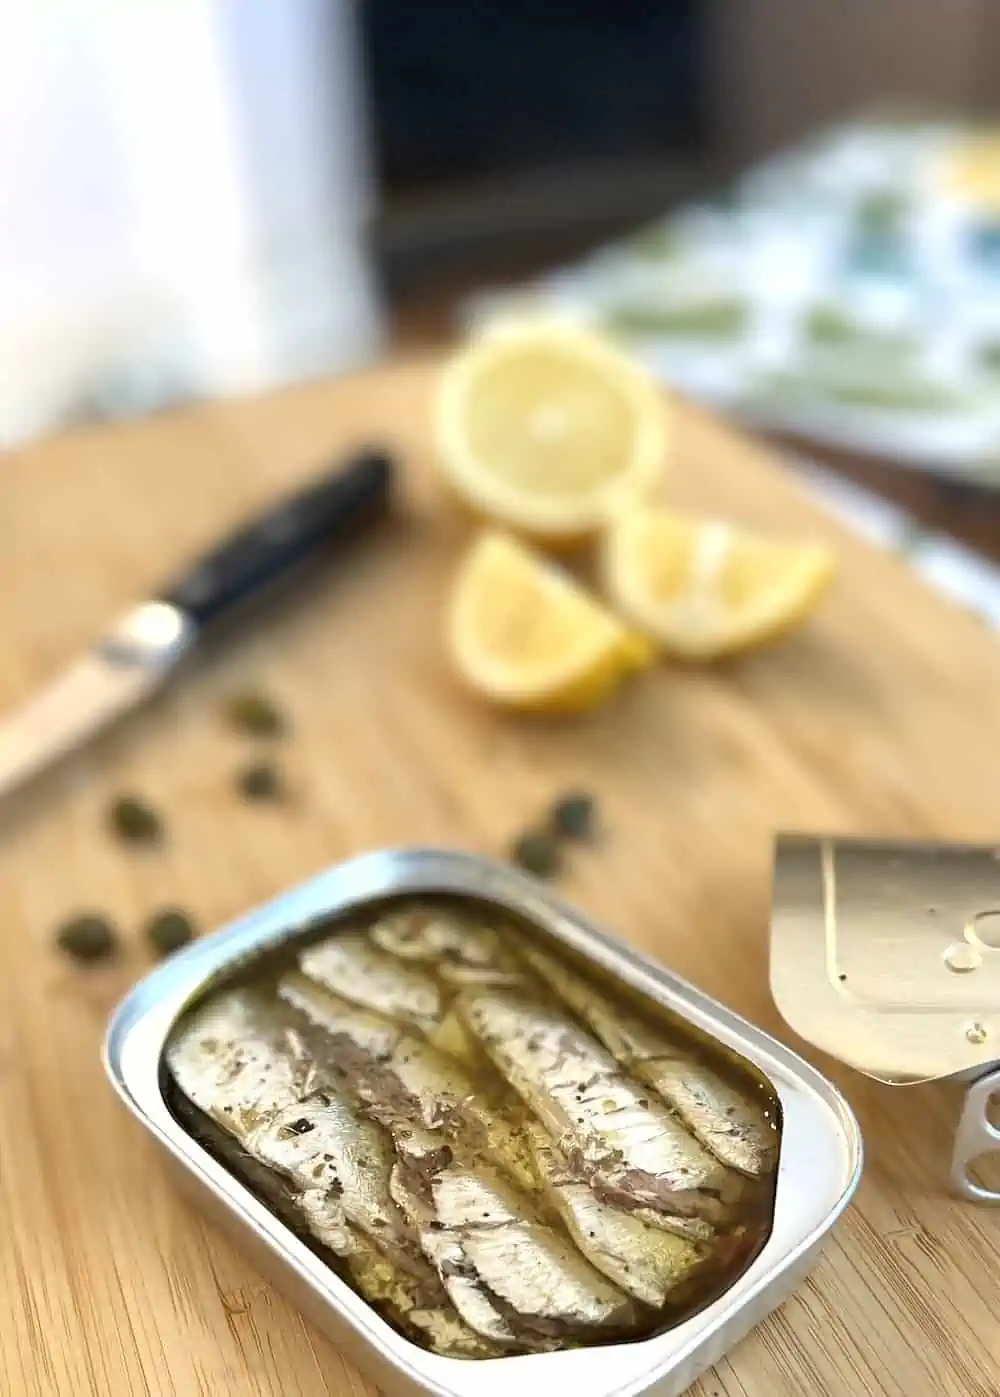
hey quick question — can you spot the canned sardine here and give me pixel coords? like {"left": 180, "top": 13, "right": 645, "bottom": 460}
{"left": 106, "top": 850, "right": 860, "bottom": 1397}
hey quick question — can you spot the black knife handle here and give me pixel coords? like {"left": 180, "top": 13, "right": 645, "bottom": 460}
{"left": 159, "top": 447, "right": 393, "bottom": 629}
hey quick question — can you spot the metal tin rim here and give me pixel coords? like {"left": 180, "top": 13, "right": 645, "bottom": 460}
{"left": 105, "top": 847, "right": 863, "bottom": 1397}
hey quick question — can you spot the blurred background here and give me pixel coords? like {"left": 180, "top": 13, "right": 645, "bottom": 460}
{"left": 5, "top": 0, "right": 1000, "bottom": 553}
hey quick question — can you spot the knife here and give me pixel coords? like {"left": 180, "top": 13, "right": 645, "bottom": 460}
{"left": 0, "top": 446, "right": 393, "bottom": 801}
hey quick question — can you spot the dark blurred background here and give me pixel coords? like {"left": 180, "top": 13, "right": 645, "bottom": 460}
{"left": 366, "top": 0, "right": 706, "bottom": 298}
{"left": 371, "top": 0, "right": 1000, "bottom": 332}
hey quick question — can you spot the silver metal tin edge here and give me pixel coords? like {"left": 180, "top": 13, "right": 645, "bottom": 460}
{"left": 104, "top": 848, "right": 863, "bottom": 1397}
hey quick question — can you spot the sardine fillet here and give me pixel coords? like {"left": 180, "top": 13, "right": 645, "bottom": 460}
{"left": 300, "top": 929, "right": 442, "bottom": 1031}
{"left": 528, "top": 1127, "right": 703, "bottom": 1308}
{"left": 392, "top": 1133, "right": 638, "bottom": 1344}
{"left": 371, "top": 905, "right": 508, "bottom": 968}
{"left": 166, "top": 990, "right": 496, "bottom": 1355}
{"left": 167, "top": 991, "right": 409, "bottom": 1258}
{"left": 636, "top": 1060, "right": 778, "bottom": 1178}
{"left": 165, "top": 1070, "right": 490, "bottom": 1357}
{"left": 517, "top": 942, "right": 778, "bottom": 1177}
{"left": 457, "top": 987, "right": 743, "bottom": 1225}
{"left": 282, "top": 972, "right": 638, "bottom": 1347}
{"left": 461, "top": 1220, "right": 636, "bottom": 1336}
{"left": 390, "top": 1158, "right": 535, "bottom": 1351}
{"left": 281, "top": 972, "right": 537, "bottom": 1194}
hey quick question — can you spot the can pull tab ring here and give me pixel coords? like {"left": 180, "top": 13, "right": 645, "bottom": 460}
{"left": 952, "top": 1064, "right": 1000, "bottom": 1203}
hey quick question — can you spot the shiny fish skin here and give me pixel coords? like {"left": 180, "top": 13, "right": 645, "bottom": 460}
{"left": 633, "top": 1058, "right": 776, "bottom": 1179}
{"left": 391, "top": 1128, "right": 636, "bottom": 1345}
{"left": 280, "top": 972, "right": 537, "bottom": 1194}
{"left": 457, "top": 987, "right": 744, "bottom": 1225}
{"left": 518, "top": 943, "right": 777, "bottom": 1177}
{"left": 431, "top": 1164, "right": 637, "bottom": 1339}
{"left": 168, "top": 901, "right": 777, "bottom": 1361}
{"left": 422, "top": 1232, "right": 530, "bottom": 1350}
{"left": 166, "top": 990, "right": 496, "bottom": 1356}
{"left": 282, "top": 974, "right": 637, "bottom": 1343}
{"left": 629, "top": 1204, "right": 715, "bottom": 1244}
{"left": 370, "top": 905, "right": 507, "bottom": 968}
{"left": 171, "top": 1072, "right": 493, "bottom": 1357}
{"left": 528, "top": 1126, "right": 703, "bottom": 1308}
{"left": 166, "top": 990, "right": 413, "bottom": 1263}
{"left": 300, "top": 930, "right": 443, "bottom": 1031}
{"left": 389, "top": 1146, "right": 533, "bottom": 1351}
{"left": 168, "top": 990, "right": 306, "bottom": 1139}
{"left": 372, "top": 907, "right": 526, "bottom": 986}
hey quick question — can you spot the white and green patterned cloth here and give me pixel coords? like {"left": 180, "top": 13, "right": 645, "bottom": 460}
{"left": 467, "top": 116, "right": 1000, "bottom": 485}
{"left": 463, "top": 115, "right": 1000, "bottom": 630}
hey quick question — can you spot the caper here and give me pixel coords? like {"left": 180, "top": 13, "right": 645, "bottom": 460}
{"left": 223, "top": 691, "right": 287, "bottom": 738}
{"left": 145, "top": 908, "right": 196, "bottom": 957}
{"left": 109, "top": 795, "right": 163, "bottom": 844}
{"left": 56, "top": 913, "right": 118, "bottom": 963}
{"left": 237, "top": 761, "right": 284, "bottom": 801}
{"left": 551, "top": 792, "right": 596, "bottom": 840}
{"left": 511, "top": 829, "right": 561, "bottom": 879}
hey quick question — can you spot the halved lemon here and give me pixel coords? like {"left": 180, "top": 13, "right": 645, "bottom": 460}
{"left": 604, "top": 508, "right": 834, "bottom": 660}
{"left": 435, "top": 318, "right": 668, "bottom": 545}
{"left": 448, "top": 530, "right": 653, "bottom": 712}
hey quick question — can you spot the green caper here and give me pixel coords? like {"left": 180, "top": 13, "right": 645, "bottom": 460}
{"left": 223, "top": 691, "right": 287, "bottom": 738}
{"left": 551, "top": 792, "right": 596, "bottom": 840}
{"left": 145, "top": 908, "right": 196, "bottom": 957}
{"left": 510, "top": 829, "right": 561, "bottom": 879}
{"left": 56, "top": 913, "right": 119, "bottom": 963}
{"left": 109, "top": 795, "right": 163, "bottom": 844}
{"left": 237, "top": 761, "right": 284, "bottom": 801}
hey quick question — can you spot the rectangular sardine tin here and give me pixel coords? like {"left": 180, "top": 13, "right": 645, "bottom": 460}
{"left": 105, "top": 849, "right": 861, "bottom": 1397}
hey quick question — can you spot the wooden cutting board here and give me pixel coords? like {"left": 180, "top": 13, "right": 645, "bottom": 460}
{"left": 2, "top": 357, "right": 1000, "bottom": 1397}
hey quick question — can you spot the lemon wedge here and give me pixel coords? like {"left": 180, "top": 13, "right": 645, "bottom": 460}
{"left": 448, "top": 531, "right": 653, "bottom": 712}
{"left": 435, "top": 319, "right": 668, "bottom": 545}
{"left": 603, "top": 509, "right": 834, "bottom": 660}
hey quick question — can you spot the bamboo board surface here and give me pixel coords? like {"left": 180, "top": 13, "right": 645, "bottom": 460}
{"left": 2, "top": 357, "right": 1000, "bottom": 1397}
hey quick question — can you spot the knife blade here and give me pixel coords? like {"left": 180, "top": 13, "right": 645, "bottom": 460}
{"left": 0, "top": 447, "right": 393, "bottom": 801}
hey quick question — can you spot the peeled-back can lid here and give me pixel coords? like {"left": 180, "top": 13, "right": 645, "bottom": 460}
{"left": 770, "top": 833, "right": 1000, "bottom": 1085}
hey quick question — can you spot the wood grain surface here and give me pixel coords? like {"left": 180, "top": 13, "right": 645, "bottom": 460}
{"left": 2, "top": 357, "right": 999, "bottom": 1397}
